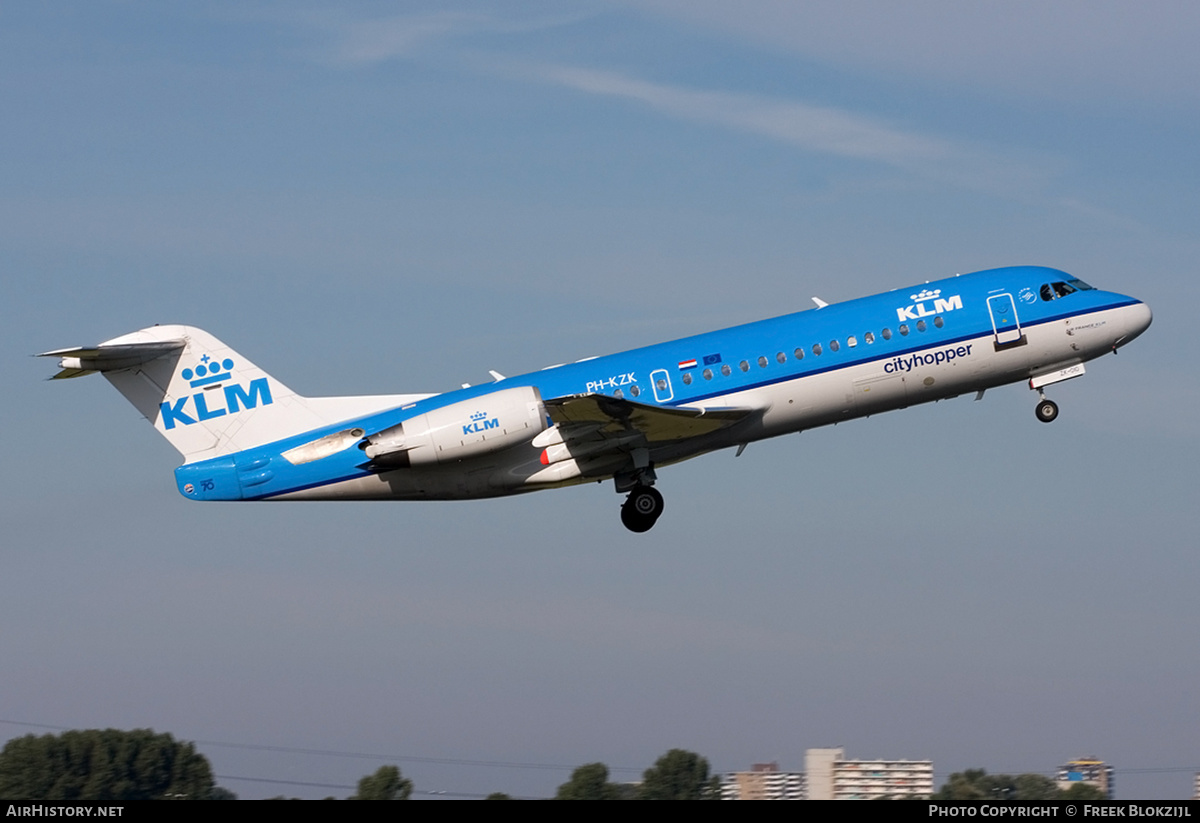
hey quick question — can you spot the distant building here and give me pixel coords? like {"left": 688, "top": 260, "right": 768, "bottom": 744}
{"left": 807, "top": 747, "right": 934, "bottom": 800}
{"left": 1055, "top": 756, "right": 1114, "bottom": 799}
{"left": 721, "top": 762, "right": 806, "bottom": 800}
{"left": 1193, "top": 772, "right": 1199, "bottom": 800}
{"left": 805, "top": 748, "right": 842, "bottom": 801}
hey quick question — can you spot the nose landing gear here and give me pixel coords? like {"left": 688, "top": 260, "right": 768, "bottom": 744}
{"left": 1029, "top": 365, "right": 1086, "bottom": 424}
{"left": 621, "top": 485, "right": 664, "bottom": 533}
{"left": 1035, "top": 391, "right": 1059, "bottom": 423}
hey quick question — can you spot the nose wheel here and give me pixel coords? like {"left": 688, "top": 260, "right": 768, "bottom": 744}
{"left": 621, "top": 485, "right": 665, "bottom": 533}
{"left": 1035, "top": 393, "right": 1059, "bottom": 423}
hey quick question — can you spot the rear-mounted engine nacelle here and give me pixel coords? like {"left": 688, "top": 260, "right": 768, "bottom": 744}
{"left": 361, "top": 386, "right": 547, "bottom": 468}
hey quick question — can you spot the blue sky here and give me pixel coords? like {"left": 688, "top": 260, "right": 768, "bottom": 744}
{"left": 3, "top": 1, "right": 1197, "bottom": 799}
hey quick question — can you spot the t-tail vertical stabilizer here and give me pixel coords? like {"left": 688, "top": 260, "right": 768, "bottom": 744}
{"left": 39, "top": 325, "right": 429, "bottom": 464}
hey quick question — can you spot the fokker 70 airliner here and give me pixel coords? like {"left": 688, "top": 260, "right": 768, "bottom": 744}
{"left": 42, "top": 266, "right": 1151, "bottom": 532}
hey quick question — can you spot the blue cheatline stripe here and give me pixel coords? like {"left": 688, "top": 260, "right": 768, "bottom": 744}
{"left": 659, "top": 300, "right": 1137, "bottom": 407}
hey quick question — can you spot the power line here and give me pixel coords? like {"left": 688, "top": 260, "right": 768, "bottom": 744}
{"left": 0, "top": 718, "right": 641, "bottom": 774}
{"left": 5, "top": 719, "right": 1197, "bottom": 781}
{"left": 213, "top": 774, "right": 545, "bottom": 799}
{"left": 215, "top": 774, "right": 354, "bottom": 791}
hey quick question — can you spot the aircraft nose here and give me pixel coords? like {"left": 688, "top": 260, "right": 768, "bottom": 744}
{"left": 1117, "top": 300, "right": 1152, "bottom": 348}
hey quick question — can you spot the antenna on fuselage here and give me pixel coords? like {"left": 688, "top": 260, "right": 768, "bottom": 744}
{"left": 811, "top": 297, "right": 828, "bottom": 309}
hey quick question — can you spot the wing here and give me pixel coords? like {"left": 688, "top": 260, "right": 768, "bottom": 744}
{"left": 534, "top": 394, "right": 753, "bottom": 480}
{"left": 543, "top": 394, "right": 750, "bottom": 442}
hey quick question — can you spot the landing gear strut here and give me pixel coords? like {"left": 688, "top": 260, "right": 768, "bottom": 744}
{"left": 1035, "top": 390, "right": 1059, "bottom": 423}
{"left": 621, "top": 485, "right": 664, "bottom": 533}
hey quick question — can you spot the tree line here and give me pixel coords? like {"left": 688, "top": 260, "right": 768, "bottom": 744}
{"left": 0, "top": 729, "right": 1111, "bottom": 800}
{"left": 0, "top": 729, "right": 229, "bottom": 800}
{"left": 932, "top": 768, "right": 1108, "bottom": 801}
{"left": 554, "top": 749, "right": 720, "bottom": 800}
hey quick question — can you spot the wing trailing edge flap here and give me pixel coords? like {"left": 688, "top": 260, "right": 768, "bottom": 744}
{"left": 37, "top": 341, "right": 186, "bottom": 379}
{"left": 541, "top": 394, "right": 752, "bottom": 455}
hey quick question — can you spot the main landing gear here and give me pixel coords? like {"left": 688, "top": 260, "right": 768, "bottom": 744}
{"left": 621, "top": 485, "right": 664, "bottom": 533}
{"left": 615, "top": 454, "right": 663, "bottom": 533}
{"left": 1035, "top": 391, "right": 1059, "bottom": 423}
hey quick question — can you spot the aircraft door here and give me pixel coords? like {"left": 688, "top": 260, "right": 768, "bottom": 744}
{"left": 987, "top": 293, "right": 1025, "bottom": 349}
{"left": 650, "top": 369, "right": 674, "bottom": 403}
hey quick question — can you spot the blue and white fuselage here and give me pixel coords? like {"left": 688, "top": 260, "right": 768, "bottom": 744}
{"left": 42, "top": 265, "right": 1151, "bottom": 532}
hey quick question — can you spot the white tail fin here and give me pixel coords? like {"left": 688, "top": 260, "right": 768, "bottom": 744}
{"left": 41, "top": 325, "right": 431, "bottom": 463}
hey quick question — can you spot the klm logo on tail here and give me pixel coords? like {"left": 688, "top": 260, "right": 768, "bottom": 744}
{"left": 160, "top": 355, "right": 273, "bottom": 429}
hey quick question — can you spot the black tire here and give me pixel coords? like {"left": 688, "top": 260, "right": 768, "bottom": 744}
{"left": 620, "top": 504, "right": 655, "bottom": 533}
{"left": 621, "top": 486, "right": 664, "bottom": 532}
{"left": 1035, "top": 399, "right": 1059, "bottom": 423}
{"left": 629, "top": 486, "right": 664, "bottom": 518}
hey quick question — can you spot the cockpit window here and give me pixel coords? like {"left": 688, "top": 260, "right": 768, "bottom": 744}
{"left": 1040, "top": 281, "right": 1079, "bottom": 301}
{"left": 1067, "top": 278, "right": 1093, "bottom": 291}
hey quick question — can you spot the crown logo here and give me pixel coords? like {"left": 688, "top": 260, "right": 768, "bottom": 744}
{"left": 182, "top": 354, "right": 235, "bottom": 388}
{"left": 910, "top": 288, "right": 941, "bottom": 302}
{"left": 470, "top": 411, "right": 488, "bottom": 422}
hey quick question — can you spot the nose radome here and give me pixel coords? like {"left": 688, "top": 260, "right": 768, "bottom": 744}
{"left": 1132, "top": 301, "right": 1152, "bottom": 334}
{"left": 1120, "top": 301, "right": 1152, "bottom": 346}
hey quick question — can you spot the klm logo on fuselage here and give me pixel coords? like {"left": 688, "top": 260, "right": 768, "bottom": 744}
{"left": 896, "top": 289, "right": 963, "bottom": 322}
{"left": 463, "top": 410, "right": 499, "bottom": 436}
{"left": 159, "top": 355, "right": 273, "bottom": 429}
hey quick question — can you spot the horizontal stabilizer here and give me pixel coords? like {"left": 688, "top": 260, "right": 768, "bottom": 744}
{"left": 39, "top": 325, "right": 434, "bottom": 463}
{"left": 38, "top": 341, "right": 186, "bottom": 379}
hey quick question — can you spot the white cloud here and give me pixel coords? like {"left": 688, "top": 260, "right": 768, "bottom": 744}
{"left": 304, "top": 8, "right": 592, "bottom": 65}
{"left": 531, "top": 63, "right": 1048, "bottom": 197}
{"left": 315, "top": 11, "right": 491, "bottom": 64}
{"left": 286, "top": 6, "right": 1056, "bottom": 198}
{"left": 626, "top": 0, "right": 1200, "bottom": 106}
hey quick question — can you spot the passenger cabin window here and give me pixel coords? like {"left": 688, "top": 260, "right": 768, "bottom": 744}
{"left": 630, "top": 385, "right": 641, "bottom": 397}
{"left": 847, "top": 336, "right": 857, "bottom": 348}
{"left": 721, "top": 364, "right": 731, "bottom": 377}
{"left": 882, "top": 328, "right": 893, "bottom": 340}
{"left": 864, "top": 332, "right": 875, "bottom": 344}
{"left": 758, "top": 356, "right": 768, "bottom": 368}
{"left": 776, "top": 352, "right": 787, "bottom": 364}
{"left": 933, "top": 316, "right": 944, "bottom": 329}
{"left": 739, "top": 360, "right": 750, "bottom": 372}
{"left": 916, "top": 320, "right": 927, "bottom": 332}
{"left": 829, "top": 340, "right": 840, "bottom": 352}
{"left": 899, "top": 324, "right": 910, "bottom": 336}
{"left": 703, "top": 368, "right": 713, "bottom": 380}
{"left": 813, "top": 343, "right": 823, "bottom": 356}
{"left": 794, "top": 347, "right": 805, "bottom": 360}
{"left": 682, "top": 372, "right": 693, "bottom": 385}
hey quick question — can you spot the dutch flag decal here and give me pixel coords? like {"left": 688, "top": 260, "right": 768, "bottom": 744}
{"left": 678, "top": 358, "right": 697, "bottom": 370}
